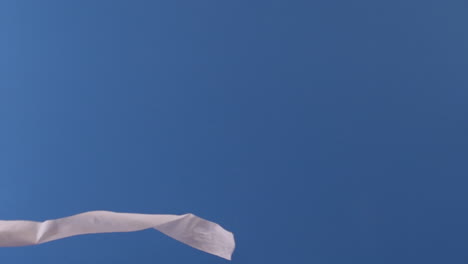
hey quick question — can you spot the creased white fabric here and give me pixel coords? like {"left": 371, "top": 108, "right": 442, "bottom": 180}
{"left": 0, "top": 211, "right": 235, "bottom": 260}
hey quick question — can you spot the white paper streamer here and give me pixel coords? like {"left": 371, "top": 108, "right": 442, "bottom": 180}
{"left": 0, "top": 211, "right": 235, "bottom": 260}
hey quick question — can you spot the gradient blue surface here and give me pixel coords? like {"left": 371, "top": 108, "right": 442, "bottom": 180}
{"left": 1, "top": 1, "right": 468, "bottom": 263}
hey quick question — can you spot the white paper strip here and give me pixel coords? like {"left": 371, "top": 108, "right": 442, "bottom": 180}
{"left": 0, "top": 211, "right": 235, "bottom": 260}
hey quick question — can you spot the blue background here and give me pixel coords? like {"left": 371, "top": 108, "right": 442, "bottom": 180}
{"left": 1, "top": 1, "right": 467, "bottom": 263}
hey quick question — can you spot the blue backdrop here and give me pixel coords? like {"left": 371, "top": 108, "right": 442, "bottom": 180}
{"left": 1, "top": 1, "right": 468, "bottom": 263}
